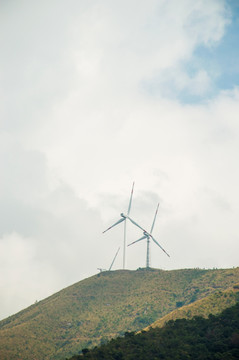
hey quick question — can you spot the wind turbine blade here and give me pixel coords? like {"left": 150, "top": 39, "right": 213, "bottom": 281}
{"left": 103, "top": 217, "right": 125, "bottom": 233}
{"left": 150, "top": 203, "right": 159, "bottom": 234}
{"left": 128, "top": 235, "right": 147, "bottom": 247}
{"left": 150, "top": 235, "right": 170, "bottom": 257}
{"left": 109, "top": 247, "right": 120, "bottom": 271}
{"left": 127, "top": 182, "right": 135, "bottom": 215}
{"left": 127, "top": 216, "right": 146, "bottom": 232}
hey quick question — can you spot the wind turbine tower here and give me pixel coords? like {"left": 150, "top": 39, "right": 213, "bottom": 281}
{"left": 103, "top": 182, "right": 134, "bottom": 269}
{"left": 128, "top": 203, "right": 169, "bottom": 268}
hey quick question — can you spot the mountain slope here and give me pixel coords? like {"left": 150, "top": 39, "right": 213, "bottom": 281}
{"left": 144, "top": 283, "right": 239, "bottom": 330}
{"left": 69, "top": 303, "right": 239, "bottom": 360}
{"left": 1, "top": 267, "right": 239, "bottom": 360}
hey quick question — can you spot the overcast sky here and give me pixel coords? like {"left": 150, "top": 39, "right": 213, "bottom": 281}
{"left": 1, "top": 0, "right": 239, "bottom": 320}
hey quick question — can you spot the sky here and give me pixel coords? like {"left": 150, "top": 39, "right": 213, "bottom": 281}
{"left": 0, "top": 0, "right": 239, "bottom": 320}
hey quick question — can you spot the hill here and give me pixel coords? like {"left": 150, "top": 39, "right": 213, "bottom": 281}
{"left": 69, "top": 303, "right": 239, "bottom": 359}
{"left": 0, "top": 267, "right": 239, "bottom": 359}
{"left": 144, "top": 282, "right": 239, "bottom": 330}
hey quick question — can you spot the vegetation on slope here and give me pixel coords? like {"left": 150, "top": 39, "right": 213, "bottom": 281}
{"left": 144, "top": 283, "right": 239, "bottom": 330}
{"left": 0, "top": 267, "right": 239, "bottom": 360}
{"left": 68, "top": 303, "right": 239, "bottom": 360}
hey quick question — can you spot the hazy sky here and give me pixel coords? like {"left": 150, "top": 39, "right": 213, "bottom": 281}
{"left": 1, "top": 0, "right": 239, "bottom": 320}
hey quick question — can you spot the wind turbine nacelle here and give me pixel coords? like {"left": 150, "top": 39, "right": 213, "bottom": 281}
{"left": 120, "top": 213, "right": 126, "bottom": 218}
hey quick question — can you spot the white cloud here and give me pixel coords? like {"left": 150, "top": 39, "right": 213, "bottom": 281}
{"left": 0, "top": 232, "right": 58, "bottom": 319}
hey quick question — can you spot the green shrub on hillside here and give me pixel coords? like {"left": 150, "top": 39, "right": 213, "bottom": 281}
{"left": 68, "top": 303, "right": 239, "bottom": 360}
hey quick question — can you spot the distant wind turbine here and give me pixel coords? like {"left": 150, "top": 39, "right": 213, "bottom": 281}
{"left": 103, "top": 182, "right": 134, "bottom": 269}
{"left": 97, "top": 247, "right": 120, "bottom": 272}
{"left": 128, "top": 203, "right": 170, "bottom": 267}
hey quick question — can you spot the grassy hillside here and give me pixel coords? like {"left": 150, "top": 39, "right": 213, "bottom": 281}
{"left": 69, "top": 303, "right": 239, "bottom": 359}
{"left": 144, "top": 283, "right": 239, "bottom": 331}
{"left": 0, "top": 267, "right": 239, "bottom": 360}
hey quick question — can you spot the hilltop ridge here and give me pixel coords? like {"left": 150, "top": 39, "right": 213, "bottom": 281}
{"left": 0, "top": 267, "right": 239, "bottom": 359}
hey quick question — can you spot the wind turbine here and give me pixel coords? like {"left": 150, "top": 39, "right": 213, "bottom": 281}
{"left": 128, "top": 203, "right": 170, "bottom": 268}
{"left": 103, "top": 182, "right": 134, "bottom": 269}
{"left": 97, "top": 247, "right": 120, "bottom": 272}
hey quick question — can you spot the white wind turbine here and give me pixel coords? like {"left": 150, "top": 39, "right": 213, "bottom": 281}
{"left": 97, "top": 247, "right": 120, "bottom": 272}
{"left": 103, "top": 182, "right": 134, "bottom": 269}
{"left": 128, "top": 203, "right": 170, "bottom": 268}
